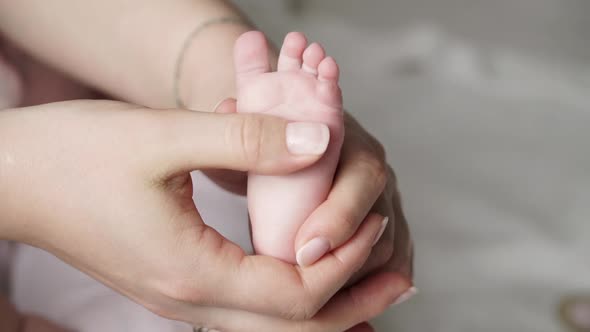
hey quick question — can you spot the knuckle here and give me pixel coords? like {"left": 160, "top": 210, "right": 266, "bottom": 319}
{"left": 284, "top": 302, "right": 306, "bottom": 321}
{"left": 357, "top": 151, "right": 388, "bottom": 192}
{"left": 373, "top": 164, "right": 389, "bottom": 192}
{"left": 157, "top": 275, "right": 207, "bottom": 306}
{"left": 369, "top": 133, "right": 387, "bottom": 159}
{"left": 234, "top": 115, "right": 266, "bottom": 169}
{"left": 283, "top": 292, "right": 319, "bottom": 321}
{"left": 349, "top": 286, "right": 386, "bottom": 321}
{"left": 335, "top": 207, "right": 359, "bottom": 230}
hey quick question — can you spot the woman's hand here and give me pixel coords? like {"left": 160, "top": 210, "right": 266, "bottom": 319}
{"left": 294, "top": 112, "right": 414, "bottom": 290}
{"left": 0, "top": 100, "right": 409, "bottom": 332}
{"left": 205, "top": 103, "right": 415, "bottom": 332}
{"left": 207, "top": 101, "right": 415, "bottom": 293}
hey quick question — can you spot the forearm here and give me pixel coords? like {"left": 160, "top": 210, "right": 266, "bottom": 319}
{"left": 0, "top": 0, "right": 275, "bottom": 110}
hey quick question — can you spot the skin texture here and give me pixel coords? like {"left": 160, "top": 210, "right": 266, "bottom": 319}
{"left": 0, "top": 1, "right": 415, "bottom": 330}
{"left": 0, "top": 100, "right": 410, "bottom": 332}
{"left": 234, "top": 31, "right": 344, "bottom": 263}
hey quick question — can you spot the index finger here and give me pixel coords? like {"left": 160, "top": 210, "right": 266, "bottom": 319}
{"left": 294, "top": 116, "right": 389, "bottom": 266}
{"left": 180, "top": 213, "right": 386, "bottom": 320}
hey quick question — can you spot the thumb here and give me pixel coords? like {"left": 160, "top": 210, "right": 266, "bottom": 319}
{"left": 149, "top": 105, "right": 330, "bottom": 176}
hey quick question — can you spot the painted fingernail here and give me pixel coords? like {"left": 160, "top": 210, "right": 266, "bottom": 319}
{"left": 391, "top": 286, "right": 418, "bottom": 307}
{"left": 372, "top": 216, "right": 389, "bottom": 246}
{"left": 286, "top": 122, "right": 330, "bottom": 155}
{"left": 296, "top": 237, "right": 331, "bottom": 267}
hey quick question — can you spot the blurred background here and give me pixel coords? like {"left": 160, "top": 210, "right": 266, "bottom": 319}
{"left": 234, "top": 0, "right": 590, "bottom": 331}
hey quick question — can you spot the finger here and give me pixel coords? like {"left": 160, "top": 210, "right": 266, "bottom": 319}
{"left": 213, "top": 98, "right": 237, "bottom": 114}
{"left": 202, "top": 98, "right": 247, "bottom": 194}
{"left": 382, "top": 183, "right": 414, "bottom": 280}
{"left": 346, "top": 221, "right": 394, "bottom": 287}
{"left": 146, "top": 110, "right": 330, "bottom": 177}
{"left": 178, "top": 273, "right": 408, "bottom": 332}
{"left": 345, "top": 193, "right": 395, "bottom": 286}
{"left": 294, "top": 129, "right": 388, "bottom": 263}
{"left": 196, "top": 213, "right": 387, "bottom": 320}
{"left": 309, "top": 272, "right": 411, "bottom": 331}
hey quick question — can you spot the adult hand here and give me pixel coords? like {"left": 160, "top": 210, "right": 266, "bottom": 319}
{"left": 294, "top": 112, "right": 415, "bottom": 299}
{"left": 0, "top": 100, "right": 409, "bottom": 332}
{"left": 206, "top": 102, "right": 415, "bottom": 332}
{"left": 207, "top": 104, "right": 414, "bottom": 285}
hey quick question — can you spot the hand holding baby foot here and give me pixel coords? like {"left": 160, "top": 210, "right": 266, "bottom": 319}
{"left": 0, "top": 100, "right": 406, "bottom": 332}
{"left": 228, "top": 32, "right": 414, "bottom": 302}
{"left": 234, "top": 31, "right": 345, "bottom": 264}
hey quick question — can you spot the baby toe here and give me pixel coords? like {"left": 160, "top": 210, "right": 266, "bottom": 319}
{"left": 302, "top": 42, "right": 325, "bottom": 76}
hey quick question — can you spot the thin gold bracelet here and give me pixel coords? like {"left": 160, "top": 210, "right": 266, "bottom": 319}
{"left": 174, "top": 16, "right": 248, "bottom": 110}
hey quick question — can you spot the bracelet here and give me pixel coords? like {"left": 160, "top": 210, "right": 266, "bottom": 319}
{"left": 174, "top": 16, "right": 248, "bottom": 110}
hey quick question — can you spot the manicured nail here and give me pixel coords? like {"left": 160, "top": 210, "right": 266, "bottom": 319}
{"left": 372, "top": 216, "right": 389, "bottom": 246}
{"left": 286, "top": 122, "right": 330, "bottom": 155}
{"left": 391, "top": 286, "right": 418, "bottom": 307}
{"left": 296, "top": 237, "right": 331, "bottom": 267}
{"left": 212, "top": 98, "right": 226, "bottom": 112}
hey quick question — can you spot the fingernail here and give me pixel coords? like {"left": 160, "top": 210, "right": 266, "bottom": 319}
{"left": 296, "top": 237, "right": 331, "bottom": 267}
{"left": 212, "top": 98, "right": 225, "bottom": 112}
{"left": 372, "top": 216, "right": 389, "bottom": 246}
{"left": 286, "top": 122, "right": 330, "bottom": 155}
{"left": 391, "top": 286, "right": 418, "bottom": 307}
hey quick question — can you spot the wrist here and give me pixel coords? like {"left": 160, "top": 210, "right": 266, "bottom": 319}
{"left": 178, "top": 22, "right": 250, "bottom": 111}
{"left": 178, "top": 24, "right": 279, "bottom": 112}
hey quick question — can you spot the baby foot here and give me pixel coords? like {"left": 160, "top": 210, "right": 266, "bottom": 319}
{"left": 234, "top": 31, "right": 344, "bottom": 264}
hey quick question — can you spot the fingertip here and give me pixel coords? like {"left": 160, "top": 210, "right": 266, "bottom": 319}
{"left": 350, "top": 272, "right": 414, "bottom": 313}
{"left": 286, "top": 122, "right": 330, "bottom": 156}
{"left": 231, "top": 116, "right": 327, "bottom": 175}
{"left": 314, "top": 272, "right": 413, "bottom": 330}
{"left": 335, "top": 212, "right": 385, "bottom": 253}
{"left": 391, "top": 285, "right": 418, "bottom": 307}
{"left": 213, "top": 98, "right": 237, "bottom": 113}
{"left": 293, "top": 209, "right": 380, "bottom": 267}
